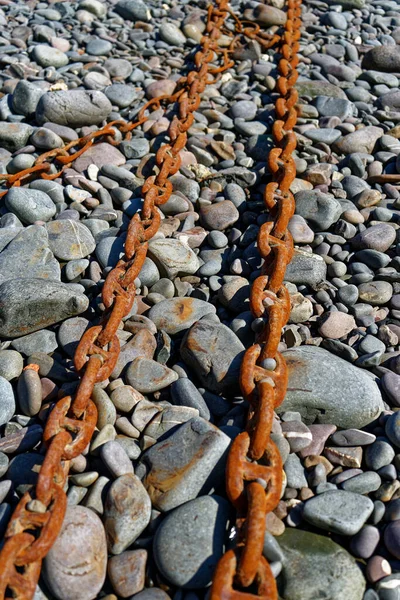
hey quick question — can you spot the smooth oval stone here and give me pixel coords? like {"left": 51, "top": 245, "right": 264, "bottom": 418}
{"left": 352, "top": 223, "right": 396, "bottom": 253}
{"left": 57, "top": 317, "right": 89, "bottom": 357}
{"left": 0, "top": 350, "right": 23, "bottom": 380}
{"left": 5, "top": 188, "right": 56, "bottom": 224}
{"left": 280, "top": 346, "right": 384, "bottom": 429}
{"left": 43, "top": 506, "right": 107, "bottom": 600}
{"left": 153, "top": 495, "right": 230, "bottom": 588}
{"left": 384, "top": 520, "right": 400, "bottom": 559}
{"left": 17, "top": 366, "right": 42, "bottom": 417}
{"left": 0, "top": 279, "right": 89, "bottom": 338}
{"left": 32, "top": 44, "right": 68, "bottom": 67}
{"left": 46, "top": 220, "right": 95, "bottom": 260}
{"left": 199, "top": 200, "right": 239, "bottom": 231}
{"left": 303, "top": 490, "right": 374, "bottom": 535}
{"left": 358, "top": 281, "right": 393, "bottom": 306}
{"left": 36, "top": 90, "right": 112, "bottom": 127}
{"left": 100, "top": 440, "right": 134, "bottom": 478}
{"left": 104, "top": 473, "right": 151, "bottom": 555}
{"left": 278, "top": 528, "right": 366, "bottom": 600}
{"left": 148, "top": 297, "right": 216, "bottom": 334}
{"left": 0, "top": 377, "right": 15, "bottom": 426}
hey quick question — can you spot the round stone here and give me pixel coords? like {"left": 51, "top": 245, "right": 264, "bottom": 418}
{"left": 358, "top": 281, "right": 393, "bottom": 306}
{"left": 385, "top": 520, "right": 400, "bottom": 559}
{"left": 0, "top": 350, "right": 23, "bottom": 380}
{"left": 0, "top": 377, "right": 15, "bottom": 426}
{"left": 32, "top": 45, "right": 69, "bottom": 68}
{"left": 43, "top": 506, "right": 107, "bottom": 600}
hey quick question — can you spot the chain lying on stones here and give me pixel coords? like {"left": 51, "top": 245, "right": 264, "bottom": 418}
{"left": 210, "top": 0, "right": 302, "bottom": 598}
{"left": 0, "top": 2, "right": 265, "bottom": 597}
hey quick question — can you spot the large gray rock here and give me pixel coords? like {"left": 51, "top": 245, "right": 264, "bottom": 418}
{"left": 303, "top": 490, "right": 374, "bottom": 535}
{"left": 36, "top": 90, "right": 112, "bottom": 127}
{"left": 114, "top": 0, "right": 150, "bottom": 21}
{"left": 278, "top": 528, "right": 366, "bottom": 600}
{"left": 0, "top": 122, "right": 33, "bottom": 152}
{"left": 284, "top": 249, "right": 327, "bottom": 286}
{"left": 12, "top": 80, "right": 45, "bottom": 117}
{"left": 148, "top": 297, "right": 216, "bottom": 335}
{"left": 280, "top": 346, "right": 384, "bottom": 428}
{"left": 295, "top": 190, "right": 342, "bottom": 230}
{"left": 333, "top": 126, "right": 383, "bottom": 155}
{"left": 139, "top": 417, "right": 230, "bottom": 512}
{"left": 180, "top": 321, "right": 245, "bottom": 393}
{"left": 362, "top": 45, "right": 400, "bottom": 72}
{"left": 0, "top": 279, "right": 89, "bottom": 338}
{"left": 43, "top": 506, "right": 107, "bottom": 600}
{"left": 0, "top": 225, "right": 60, "bottom": 284}
{"left": 5, "top": 188, "right": 56, "bottom": 224}
{"left": 153, "top": 496, "right": 230, "bottom": 588}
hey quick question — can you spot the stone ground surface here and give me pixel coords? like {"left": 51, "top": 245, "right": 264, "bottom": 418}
{"left": 1, "top": 0, "right": 400, "bottom": 599}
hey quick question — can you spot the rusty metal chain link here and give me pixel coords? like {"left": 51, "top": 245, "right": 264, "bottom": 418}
{"left": 0, "top": 0, "right": 300, "bottom": 598}
{"left": 210, "top": 0, "right": 302, "bottom": 597}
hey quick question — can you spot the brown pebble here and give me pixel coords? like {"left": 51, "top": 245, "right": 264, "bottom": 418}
{"left": 324, "top": 446, "right": 363, "bottom": 468}
{"left": 366, "top": 555, "right": 392, "bottom": 583}
{"left": 17, "top": 365, "right": 42, "bottom": 416}
{"left": 108, "top": 549, "right": 147, "bottom": 597}
{"left": 265, "top": 511, "right": 285, "bottom": 536}
{"left": 304, "top": 455, "right": 334, "bottom": 474}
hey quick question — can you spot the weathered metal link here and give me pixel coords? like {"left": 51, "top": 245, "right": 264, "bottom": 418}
{"left": 210, "top": 0, "right": 302, "bottom": 596}
{"left": 0, "top": 1, "right": 255, "bottom": 598}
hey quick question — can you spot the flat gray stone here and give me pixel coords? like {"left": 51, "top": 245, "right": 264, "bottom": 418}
{"left": 0, "top": 122, "right": 33, "bottom": 152}
{"left": 11, "top": 330, "right": 57, "bottom": 355}
{"left": 5, "top": 189, "right": 56, "bottom": 224}
{"left": 280, "top": 346, "right": 384, "bottom": 428}
{"left": 12, "top": 80, "right": 45, "bottom": 117}
{"left": 36, "top": 90, "right": 112, "bottom": 127}
{"left": 0, "top": 225, "right": 60, "bottom": 284}
{"left": 284, "top": 249, "right": 327, "bottom": 286}
{"left": 115, "top": 0, "right": 150, "bottom": 21}
{"left": 0, "top": 350, "right": 23, "bottom": 380}
{"left": 0, "top": 377, "right": 15, "bottom": 426}
{"left": 126, "top": 358, "right": 178, "bottom": 394}
{"left": 0, "top": 279, "right": 89, "bottom": 338}
{"left": 303, "top": 490, "right": 374, "bottom": 535}
{"left": 46, "top": 220, "right": 95, "bottom": 260}
{"left": 153, "top": 496, "right": 230, "bottom": 588}
{"left": 295, "top": 190, "right": 342, "bottom": 230}
{"left": 32, "top": 45, "right": 69, "bottom": 68}
{"left": 148, "top": 297, "right": 216, "bottom": 334}
{"left": 278, "top": 528, "right": 366, "bottom": 600}
{"left": 180, "top": 320, "right": 245, "bottom": 393}
{"left": 139, "top": 417, "right": 230, "bottom": 512}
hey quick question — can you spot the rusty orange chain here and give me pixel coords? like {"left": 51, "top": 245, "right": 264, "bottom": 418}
{"left": 210, "top": 0, "right": 302, "bottom": 598}
{"left": 0, "top": 1, "right": 281, "bottom": 597}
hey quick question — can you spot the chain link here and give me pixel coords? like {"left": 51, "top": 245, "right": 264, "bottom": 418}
{"left": 0, "top": 0, "right": 301, "bottom": 597}
{"left": 0, "top": 1, "right": 277, "bottom": 598}
{"left": 210, "top": 0, "right": 302, "bottom": 597}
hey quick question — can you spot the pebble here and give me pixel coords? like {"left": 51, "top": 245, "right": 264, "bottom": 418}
{"left": 108, "top": 550, "right": 147, "bottom": 597}
{"left": 0, "top": 279, "right": 88, "bottom": 338}
{"left": 303, "top": 490, "right": 374, "bottom": 535}
{"left": 281, "top": 346, "right": 384, "bottom": 428}
{"left": 279, "top": 528, "right": 366, "bottom": 600}
{"left": 46, "top": 220, "right": 95, "bottom": 260}
{"left": 5, "top": 188, "right": 56, "bottom": 224}
{"left": 139, "top": 417, "right": 230, "bottom": 512}
{"left": 181, "top": 321, "right": 245, "bottom": 393}
{"left": 43, "top": 506, "right": 107, "bottom": 600}
{"left": 104, "top": 474, "right": 152, "bottom": 555}
{"left": 148, "top": 297, "right": 216, "bottom": 334}
{"left": 153, "top": 496, "right": 230, "bottom": 588}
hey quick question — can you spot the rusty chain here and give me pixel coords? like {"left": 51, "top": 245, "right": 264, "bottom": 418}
{"left": 0, "top": 0, "right": 300, "bottom": 598}
{"left": 210, "top": 0, "right": 302, "bottom": 597}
